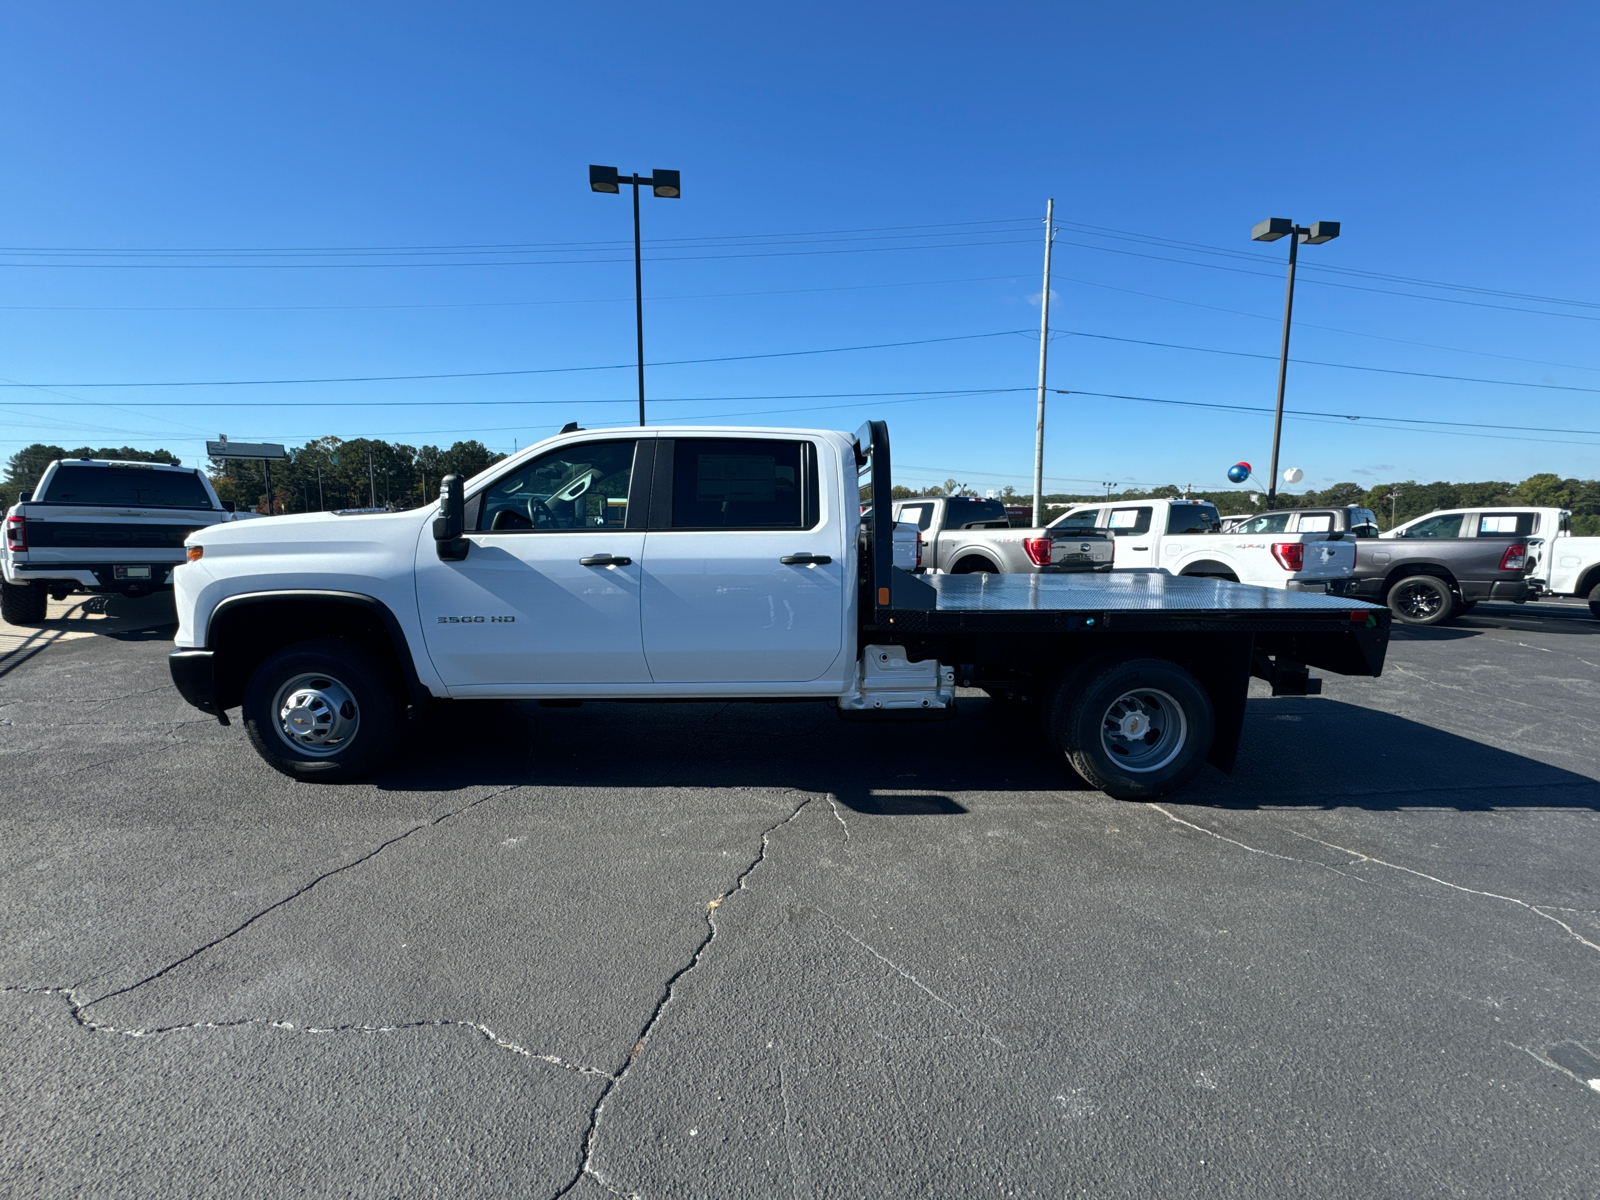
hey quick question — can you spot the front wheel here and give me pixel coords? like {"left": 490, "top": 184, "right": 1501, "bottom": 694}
{"left": 1588, "top": 582, "right": 1600, "bottom": 621}
{"left": 1, "top": 580, "right": 48, "bottom": 624}
{"left": 1046, "top": 657, "right": 1214, "bottom": 800}
{"left": 242, "top": 638, "right": 403, "bottom": 781}
{"left": 1387, "top": 575, "right": 1455, "bottom": 626}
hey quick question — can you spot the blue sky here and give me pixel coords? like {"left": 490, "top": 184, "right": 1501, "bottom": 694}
{"left": 0, "top": 2, "right": 1595, "bottom": 495}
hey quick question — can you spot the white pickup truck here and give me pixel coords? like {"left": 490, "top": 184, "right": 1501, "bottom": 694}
{"left": 166, "top": 422, "right": 1391, "bottom": 800}
{"left": 1385, "top": 506, "right": 1600, "bottom": 618}
{"left": 2, "top": 457, "right": 240, "bottom": 623}
{"left": 1048, "top": 498, "right": 1358, "bottom": 593}
{"left": 890, "top": 495, "right": 1114, "bottom": 575}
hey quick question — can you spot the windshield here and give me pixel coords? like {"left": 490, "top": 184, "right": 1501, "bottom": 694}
{"left": 38, "top": 465, "right": 213, "bottom": 509}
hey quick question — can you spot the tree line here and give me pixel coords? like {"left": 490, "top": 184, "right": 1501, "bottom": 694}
{"left": 1, "top": 438, "right": 505, "bottom": 514}
{"left": 5, "top": 441, "right": 1597, "bottom": 535}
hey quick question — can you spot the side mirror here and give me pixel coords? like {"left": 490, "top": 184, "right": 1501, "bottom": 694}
{"left": 18, "top": 491, "right": 31, "bottom": 503}
{"left": 221, "top": 500, "right": 236, "bottom": 513}
{"left": 433, "top": 475, "right": 469, "bottom": 561}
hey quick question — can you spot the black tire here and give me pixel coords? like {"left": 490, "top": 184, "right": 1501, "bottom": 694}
{"left": 1182, "top": 569, "right": 1239, "bottom": 583}
{"left": 953, "top": 558, "right": 998, "bottom": 575}
{"left": 1588, "top": 582, "right": 1600, "bottom": 621}
{"left": 1, "top": 580, "right": 47, "bottom": 624}
{"left": 1387, "top": 575, "right": 1455, "bottom": 626}
{"left": 242, "top": 638, "right": 403, "bottom": 781}
{"left": 1045, "top": 657, "right": 1214, "bottom": 800}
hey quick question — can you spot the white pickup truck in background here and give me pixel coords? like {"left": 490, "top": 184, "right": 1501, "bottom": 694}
{"left": 1048, "top": 497, "right": 1357, "bottom": 593}
{"left": 3, "top": 457, "right": 240, "bottom": 623}
{"left": 1386, "top": 505, "right": 1600, "bottom": 618}
{"left": 891, "top": 495, "right": 1113, "bottom": 574}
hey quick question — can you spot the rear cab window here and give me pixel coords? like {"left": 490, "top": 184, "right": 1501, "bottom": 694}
{"left": 1165, "top": 503, "right": 1220, "bottom": 535}
{"left": 667, "top": 438, "right": 819, "bottom": 530}
{"left": 37, "top": 465, "right": 214, "bottom": 509}
{"left": 1295, "top": 512, "right": 1335, "bottom": 534}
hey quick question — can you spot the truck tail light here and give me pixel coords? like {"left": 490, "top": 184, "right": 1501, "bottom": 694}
{"left": 916, "top": 534, "right": 924, "bottom": 568}
{"left": 3, "top": 515, "right": 24, "bottom": 552}
{"left": 1023, "top": 537, "right": 1052, "bottom": 567}
{"left": 1271, "top": 542, "right": 1304, "bottom": 571}
{"left": 1500, "top": 543, "right": 1527, "bottom": 571}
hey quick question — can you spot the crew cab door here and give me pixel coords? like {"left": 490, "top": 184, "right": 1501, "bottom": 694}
{"left": 640, "top": 436, "right": 845, "bottom": 683}
{"left": 1106, "top": 505, "right": 1155, "bottom": 568}
{"left": 415, "top": 438, "right": 650, "bottom": 687}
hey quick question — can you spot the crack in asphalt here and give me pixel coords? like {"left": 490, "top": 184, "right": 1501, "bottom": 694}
{"left": 553, "top": 793, "right": 818, "bottom": 1200}
{"left": 826, "top": 795, "right": 851, "bottom": 841}
{"left": 1147, "top": 804, "right": 1600, "bottom": 958}
{"left": 804, "top": 907, "right": 1008, "bottom": 1050}
{"left": 1288, "top": 830, "right": 1600, "bottom": 956}
{"left": 83, "top": 782, "right": 526, "bottom": 1010}
{"left": 0, "top": 985, "right": 614, "bottom": 1078}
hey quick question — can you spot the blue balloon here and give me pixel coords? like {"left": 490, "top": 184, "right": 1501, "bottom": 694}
{"left": 1226, "top": 463, "right": 1251, "bottom": 484}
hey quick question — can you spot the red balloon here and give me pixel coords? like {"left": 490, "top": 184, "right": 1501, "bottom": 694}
{"left": 1235, "top": 461, "right": 1252, "bottom": 472}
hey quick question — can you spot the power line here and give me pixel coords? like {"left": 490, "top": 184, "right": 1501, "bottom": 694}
{"left": 1052, "top": 237, "right": 1600, "bottom": 323}
{"left": 1050, "top": 329, "right": 1600, "bottom": 394}
{"left": 1056, "top": 220, "right": 1600, "bottom": 310}
{"left": 0, "top": 235, "right": 1038, "bottom": 270}
{"left": 0, "top": 272, "right": 1035, "bottom": 313}
{"left": 0, "top": 217, "right": 1038, "bottom": 256}
{"left": 0, "top": 329, "right": 1033, "bottom": 389}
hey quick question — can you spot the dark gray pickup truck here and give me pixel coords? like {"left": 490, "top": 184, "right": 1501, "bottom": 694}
{"left": 1229, "top": 505, "right": 1530, "bottom": 626}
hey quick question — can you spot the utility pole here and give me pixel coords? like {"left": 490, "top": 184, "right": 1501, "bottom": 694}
{"left": 1031, "top": 198, "right": 1055, "bottom": 528}
{"left": 317, "top": 467, "right": 324, "bottom": 510}
{"left": 368, "top": 449, "right": 376, "bottom": 509}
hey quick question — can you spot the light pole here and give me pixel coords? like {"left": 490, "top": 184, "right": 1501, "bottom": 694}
{"left": 1251, "top": 217, "right": 1340, "bottom": 507}
{"left": 589, "top": 165, "right": 682, "bottom": 426}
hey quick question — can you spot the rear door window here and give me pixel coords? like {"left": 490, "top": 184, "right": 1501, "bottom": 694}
{"left": 1232, "top": 513, "right": 1291, "bottom": 535}
{"left": 897, "top": 502, "right": 935, "bottom": 530}
{"left": 40, "top": 466, "right": 213, "bottom": 509}
{"left": 667, "top": 438, "right": 817, "bottom": 530}
{"left": 943, "top": 497, "right": 1009, "bottom": 528}
{"left": 1401, "top": 513, "right": 1466, "bottom": 538}
{"left": 1107, "top": 506, "right": 1153, "bottom": 536}
{"left": 1476, "top": 511, "right": 1538, "bottom": 536}
{"left": 1054, "top": 508, "right": 1104, "bottom": 531}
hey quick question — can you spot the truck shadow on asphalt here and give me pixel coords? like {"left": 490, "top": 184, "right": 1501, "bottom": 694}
{"left": 373, "top": 693, "right": 1598, "bottom": 815}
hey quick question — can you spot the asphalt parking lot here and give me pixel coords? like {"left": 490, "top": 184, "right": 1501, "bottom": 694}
{"left": 2, "top": 594, "right": 1598, "bottom": 1198}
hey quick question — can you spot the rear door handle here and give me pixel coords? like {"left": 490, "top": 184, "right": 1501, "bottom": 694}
{"left": 780, "top": 553, "right": 833, "bottom": 565}
{"left": 580, "top": 554, "right": 632, "bottom": 567}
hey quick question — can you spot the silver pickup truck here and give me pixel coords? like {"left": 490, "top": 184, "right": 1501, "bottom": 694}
{"left": 892, "top": 496, "right": 1114, "bottom": 574}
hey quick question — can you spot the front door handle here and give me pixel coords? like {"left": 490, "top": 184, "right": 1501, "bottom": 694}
{"left": 780, "top": 553, "right": 833, "bottom": 565}
{"left": 1131, "top": 545, "right": 1149, "bottom": 551}
{"left": 580, "top": 554, "right": 632, "bottom": 567}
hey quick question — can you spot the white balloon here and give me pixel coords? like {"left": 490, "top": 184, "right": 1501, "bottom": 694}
{"left": 1282, "top": 467, "right": 1304, "bottom": 484}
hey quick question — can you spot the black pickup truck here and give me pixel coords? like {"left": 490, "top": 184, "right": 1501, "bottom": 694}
{"left": 1226, "top": 505, "right": 1530, "bottom": 626}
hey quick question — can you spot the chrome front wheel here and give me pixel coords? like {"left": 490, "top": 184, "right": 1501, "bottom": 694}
{"left": 273, "top": 672, "right": 361, "bottom": 757}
